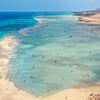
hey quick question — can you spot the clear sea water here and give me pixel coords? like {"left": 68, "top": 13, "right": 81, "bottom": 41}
{"left": 0, "top": 12, "right": 100, "bottom": 96}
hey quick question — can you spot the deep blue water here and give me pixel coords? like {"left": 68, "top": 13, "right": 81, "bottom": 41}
{"left": 0, "top": 12, "right": 72, "bottom": 20}
{"left": 0, "top": 12, "right": 72, "bottom": 39}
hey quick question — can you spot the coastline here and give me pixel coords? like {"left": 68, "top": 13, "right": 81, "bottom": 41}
{"left": 0, "top": 35, "right": 44, "bottom": 100}
{"left": 0, "top": 36, "right": 38, "bottom": 100}
{"left": 0, "top": 16, "right": 100, "bottom": 100}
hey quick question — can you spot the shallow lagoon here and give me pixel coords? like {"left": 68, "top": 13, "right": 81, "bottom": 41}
{"left": 6, "top": 15, "right": 100, "bottom": 96}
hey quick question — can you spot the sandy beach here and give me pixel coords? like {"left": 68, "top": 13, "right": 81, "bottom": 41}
{"left": 0, "top": 35, "right": 100, "bottom": 100}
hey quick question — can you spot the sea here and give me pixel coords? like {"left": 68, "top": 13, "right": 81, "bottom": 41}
{"left": 0, "top": 12, "right": 100, "bottom": 96}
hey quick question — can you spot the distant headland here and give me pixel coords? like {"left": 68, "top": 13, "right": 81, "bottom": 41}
{"left": 73, "top": 8, "right": 100, "bottom": 23}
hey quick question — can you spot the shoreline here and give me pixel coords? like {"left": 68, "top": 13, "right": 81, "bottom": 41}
{"left": 0, "top": 16, "right": 100, "bottom": 100}
{"left": 0, "top": 36, "right": 39, "bottom": 100}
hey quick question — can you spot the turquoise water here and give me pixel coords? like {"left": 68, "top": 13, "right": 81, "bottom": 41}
{"left": 1, "top": 12, "right": 100, "bottom": 96}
